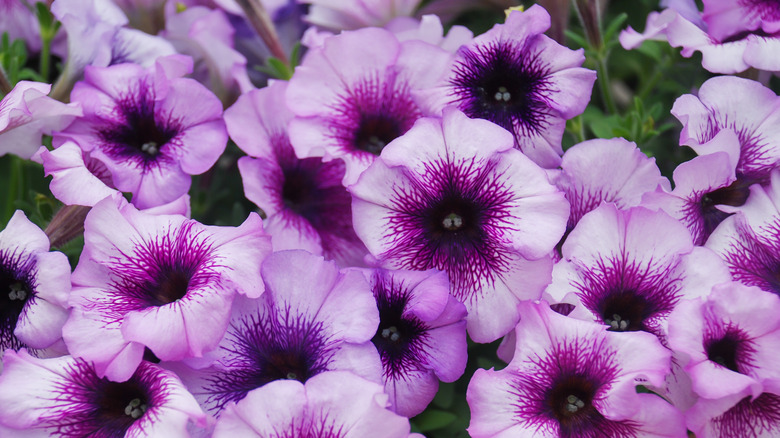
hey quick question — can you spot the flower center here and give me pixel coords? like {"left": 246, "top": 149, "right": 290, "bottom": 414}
{"left": 545, "top": 374, "right": 597, "bottom": 426}
{"left": 0, "top": 255, "right": 34, "bottom": 350}
{"left": 123, "top": 398, "right": 147, "bottom": 419}
{"left": 146, "top": 268, "right": 191, "bottom": 307}
{"left": 698, "top": 179, "right": 750, "bottom": 240}
{"left": 442, "top": 213, "right": 464, "bottom": 231}
{"left": 93, "top": 379, "right": 150, "bottom": 435}
{"left": 705, "top": 327, "right": 753, "bottom": 374}
{"left": 494, "top": 85, "right": 512, "bottom": 102}
{"left": 380, "top": 325, "right": 401, "bottom": 343}
{"left": 7, "top": 281, "right": 26, "bottom": 301}
{"left": 597, "top": 291, "right": 652, "bottom": 332}
{"left": 354, "top": 114, "right": 403, "bottom": 155}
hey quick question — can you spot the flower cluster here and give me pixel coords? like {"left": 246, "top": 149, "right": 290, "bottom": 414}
{"left": 1, "top": 0, "right": 780, "bottom": 436}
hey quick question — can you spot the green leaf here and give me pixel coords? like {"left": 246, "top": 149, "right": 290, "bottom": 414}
{"left": 603, "top": 13, "right": 628, "bottom": 44}
{"left": 413, "top": 410, "right": 457, "bottom": 432}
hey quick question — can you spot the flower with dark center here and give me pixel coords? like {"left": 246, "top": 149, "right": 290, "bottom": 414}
{"left": 703, "top": 0, "right": 780, "bottom": 42}
{"left": 547, "top": 204, "right": 731, "bottom": 338}
{"left": 351, "top": 109, "right": 569, "bottom": 343}
{"left": 672, "top": 76, "right": 780, "bottom": 185}
{"left": 446, "top": 5, "right": 596, "bottom": 169}
{"left": 668, "top": 282, "right": 780, "bottom": 436}
{"left": 0, "top": 350, "right": 207, "bottom": 437}
{"left": 176, "top": 250, "right": 381, "bottom": 416}
{"left": 226, "top": 81, "right": 368, "bottom": 267}
{"left": 0, "top": 211, "right": 70, "bottom": 355}
{"left": 213, "top": 372, "right": 412, "bottom": 438}
{"left": 360, "top": 268, "right": 466, "bottom": 416}
{"left": 286, "top": 26, "right": 454, "bottom": 185}
{"left": 62, "top": 195, "right": 271, "bottom": 381}
{"left": 706, "top": 170, "right": 780, "bottom": 297}
{"left": 54, "top": 54, "right": 227, "bottom": 209}
{"left": 468, "top": 301, "right": 685, "bottom": 437}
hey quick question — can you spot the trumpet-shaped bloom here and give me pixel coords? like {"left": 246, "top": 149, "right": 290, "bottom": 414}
{"left": 359, "top": 268, "right": 467, "bottom": 417}
{"left": 63, "top": 196, "right": 271, "bottom": 381}
{"left": 668, "top": 282, "right": 780, "bottom": 437}
{"left": 0, "top": 350, "right": 207, "bottom": 437}
{"left": 446, "top": 5, "right": 596, "bottom": 168}
{"left": 0, "top": 211, "right": 70, "bottom": 356}
{"left": 175, "top": 250, "right": 381, "bottom": 415}
{"left": 350, "top": 109, "right": 569, "bottom": 343}
{"left": 286, "top": 26, "right": 453, "bottom": 185}
{"left": 54, "top": 54, "right": 227, "bottom": 209}
{"left": 213, "top": 371, "right": 412, "bottom": 437}
{"left": 467, "top": 301, "right": 686, "bottom": 438}
{"left": 547, "top": 204, "right": 731, "bottom": 338}
{"left": 226, "top": 81, "right": 367, "bottom": 266}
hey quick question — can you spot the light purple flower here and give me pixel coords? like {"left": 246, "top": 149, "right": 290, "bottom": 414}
{"left": 358, "top": 267, "right": 467, "bottom": 417}
{"left": 642, "top": 130, "right": 748, "bottom": 246}
{"left": 174, "top": 250, "right": 381, "bottom": 416}
{"left": 213, "top": 371, "right": 412, "bottom": 437}
{"left": 302, "top": 0, "right": 422, "bottom": 31}
{"left": 706, "top": 170, "right": 780, "bottom": 297}
{"left": 0, "top": 0, "right": 41, "bottom": 53}
{"left": 668, "top": 282, "right": 780, "bottom": 437}
{"left": 0, "top": 349, "right": 208, "bottom": 437}
{"left": 446, "top": 5, "right": 596, "bottom": 168}
{"left": 385, "top": 14, "right": 473, "bottom": 52}
{"left": 0, "top": 211, "right": 70, "bottom": 357}
{"left": 0, "top": 81, "right": 81, "bottom": 159}
{"left": 467, "top": 301, "right": 686, "bottom": 437}
{"left": 350, "top": 108, "right": 569, "bottom": 343}
{"left": 226, "top": 81, "right": 367, "bottom": 266}
{"left": 702, "top": 0, "right": 780, "bottom": 42}
{"left": 62, "top": 195, "right": 271, "bottom": 381}
{"left": 54, "top": 54, "right": 228, "bottom": 209}
{"left": 286, "top": 26, "right": 454, "bottom": 185}
{"left": 672, "top": 75, "right": 780, "bottom": 185}
{"left": 547, "top": 204, "right": 731, "bottom": 337}
{"left": 553, "top": 137, "right": 669, "bottom": 252}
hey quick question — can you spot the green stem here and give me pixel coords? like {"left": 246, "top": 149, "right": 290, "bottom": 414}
{"left": 637, "top": 55, "right": 670, "bottom": 101}
{"left": 597, "top": 54, "right": 617, "bottom": 115}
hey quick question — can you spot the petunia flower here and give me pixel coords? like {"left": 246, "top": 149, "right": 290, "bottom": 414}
{"left": 672, "top": 75, "right": 780, "bottom": 186}
{"left": 350, "top": 108, "right": 569, "bottom": 343}
{"left": 446, "top": 5, "right": 596, "bottom": 168}
{"left": 356, "top": 267, "right": 467, "bottom": 417}
{"left": 0, "top": 349, "right": 208, "bottom": 437}
{"left": 642, "top": 130, "right": 748, "bottom": 246}
{"left": 706, "top": 170, "right": 780, "bottom": 297}
{"left": 668, "top": 282, "right": 780, "bottom": 437}
{"left": 467, "top": 301, "right": 686, "bottom": 437}
{"left": 173, "top": 250, "right": 381, "bottom": 416}
{"left": 552, "top": 137, "right": 669, "bottom": 253}
{"left": 62, "top": 195, "right": 271, "bottom": 381}
{"left": 547, "top": 204, "right": 731, "bottom": 339}
{"left": 286, "top": 26, "right": 454, "bottom": 185}
{"left": 226, "top": 80, "right": 367, "bottom": 267}
{"left": 0, "top": 81, "right": 81, "bottom": 160}
{"left": 0, "top": 211, "right": 70, "bottom": 359}
{"left": 213, "top": 371, "right": 413, "bottom": 437}
{"left": 54, "top": 54, "right": 228, "bottom": 209}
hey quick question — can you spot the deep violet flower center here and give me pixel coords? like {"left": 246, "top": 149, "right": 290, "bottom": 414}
{"left": 545, "top": 374, "right": 597, "bottom": 425}
{"left": 145, "top": 267, "right": 190, "bottom": 306}
{"left": 89, "top": 379, "right": 150, "bottom": 435}
{"left": 450, "top": 41, "right": 552, "bottom": 135}
{"left": 698, "top": 179, "right": 750, "bottom": 237}
{"left": 597, "top": 291, "right": 653, "bottom": 332}
{"left": 703, "top": 325, "right": 755, "bottom": 374}
{"left": 98, "top": 84, "right": 180, "bottom": 161}
{"left": 281, "top": 164, "right": 319, "bottom": 215}
{"left": 0, "top": 250, "right": 34, "bottom": 350}
{"left": 354, "top": 114, "right": 404, "bottom": 155}
{"left": 705, "top": 336, "right": 741, "bottom": 372}
{"left": 425, "top": 196, "right": 481, "bottom": 240}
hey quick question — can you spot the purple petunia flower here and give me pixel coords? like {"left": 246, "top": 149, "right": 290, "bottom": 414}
{"left": 0, "top": 211, "right": 70, "bottom": 359}
{"left": 213, "top": 371, "right": 413, "bottom": 437}
{"left": 174, "top": 250, "right": 381, "bottom": 416}
{"left": 226, "top": 80, "right": 367, "bottom": 267}
{"left": 672, "top": 75, "right": 780, "bottom": 186}
{"left": 286, "top": 26, "right": 454, "bottom": 185}
{"left": 446, "top": 5, "right": 596, "bottom": 168}
{"left": 553, "top": 137, "right": 669, "bottom": 253}
{"left": 54, "top": 54, "right": 228, "bottom": 209}
{"left": 668, "top": 282, "right": 780, "bottom": 437}
{"left": 0, "top": 349, "right": 208, "bottom": 437}
{"left": 702, "top": 0, "right": 780, "bottom": 43}
{"left": 0, "top": 81, "right": 81, "bottom": 160}
{"left": 706, "top": 170, "right": 780, "bottom": 297}
{"left": 547, "top": 204, "right": 731, "bottom": 338}
{"left": 350, "top": 108, "right": 569, "bottom": 343}
{"left": 467, "top": 301, "right": 686, "bottom": 437}
{"left": 356, "top": 267, "right": 467, "bottom": 417}
{"left": 302, "top": 0, "right": 422, "bottom": 31}
{"left": 63, "top": 195, "right": 271, "bottom": 381}
{"left": 642, "top": 130, "right": 748, "bottom": 246}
